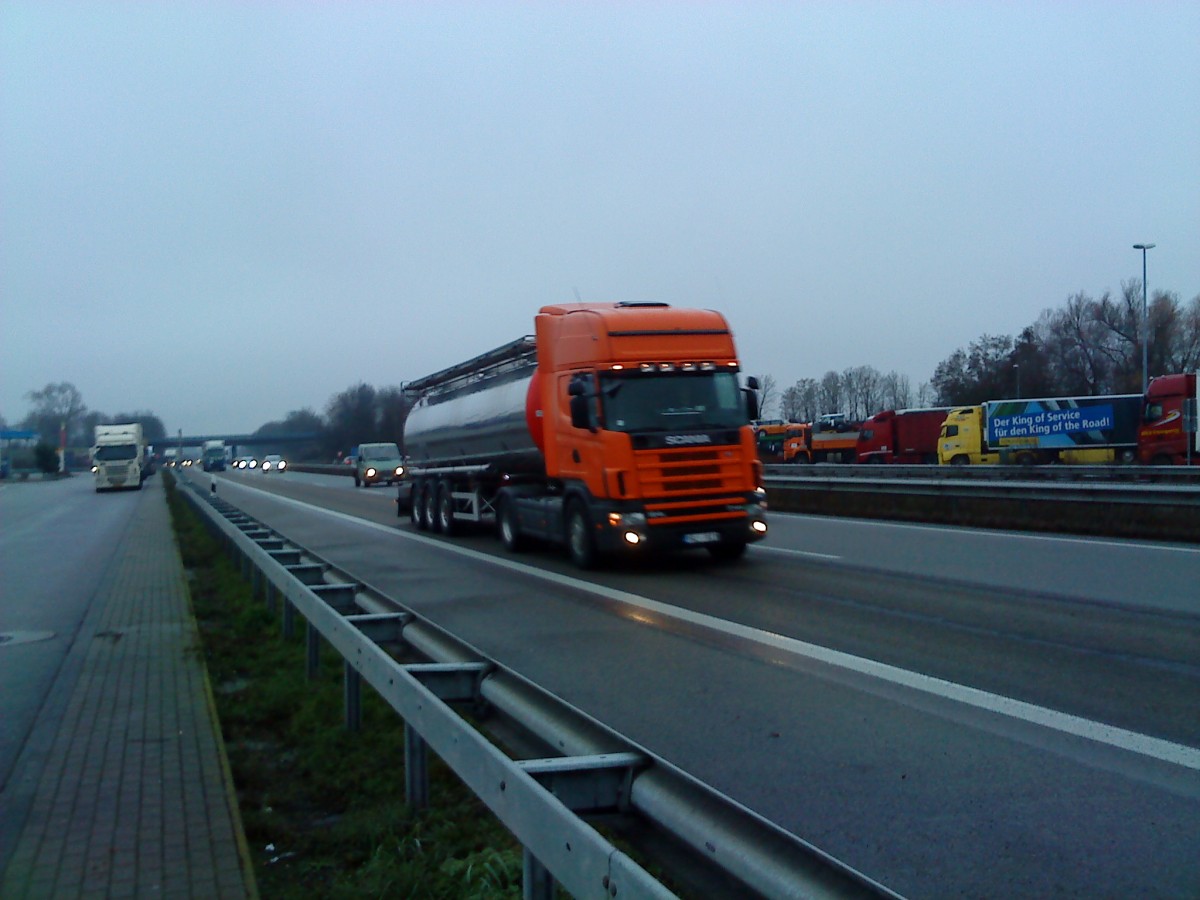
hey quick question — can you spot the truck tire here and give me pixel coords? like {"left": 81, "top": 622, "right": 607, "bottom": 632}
{"left": 498, "top": 498, "right": 527, "bottom": 552}
{"left": 436, "top": 482, "right": 456, "bottom": 536}
{"left": 410, "top": 483, "right": 425, "bottom": 529}
{"left": 566, "top": 502, "right": 597, "bottom": 569}
{"left": 422, "top": 483, "right": 440, "bottom": 533}
{"left": 412, "top": 482, "right": 432, "bottom": 532}
{"left": 950, "top": 455, "right": 969, "bottom": 466}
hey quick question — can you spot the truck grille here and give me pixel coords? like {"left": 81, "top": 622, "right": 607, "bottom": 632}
{"left": 632, "top": 446, "right": 750, "bottom": 525}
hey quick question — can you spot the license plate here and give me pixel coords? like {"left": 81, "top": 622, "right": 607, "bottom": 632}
{"left": 683, "top": 531, "right": 720, "bottom": 545}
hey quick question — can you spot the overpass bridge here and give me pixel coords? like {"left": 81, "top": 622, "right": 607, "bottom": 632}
{"left": 166, "top": 433, "right": 320, "bottom": 458}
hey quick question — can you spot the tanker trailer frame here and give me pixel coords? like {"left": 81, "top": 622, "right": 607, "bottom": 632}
{"left": 397, "top": 302, "right": 768, "bottom": 568}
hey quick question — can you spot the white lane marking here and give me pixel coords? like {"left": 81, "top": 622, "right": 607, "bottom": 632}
{"left": 216, "top": 476, "right": 1200, "bottom": 771}
{"left": 757, "top": 546, "right": 842, "bottom": 561}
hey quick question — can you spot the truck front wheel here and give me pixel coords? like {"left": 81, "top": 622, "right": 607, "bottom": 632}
{"left": 498, "top": 499, "right": 527, "bottom": 552}
{"left": 566, "top": 503, "right": 597, "bottom": 569}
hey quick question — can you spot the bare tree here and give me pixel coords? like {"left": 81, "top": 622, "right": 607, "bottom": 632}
{"left": 1151, "top": 291, "right": 1200, "bottom": 377}
{"left": 325, "top": 383, "right": 378, "bottom": 459}
{"left": 781, "top": 378, "right": 819, "bottom": 422}
{"left": 818, "top": 371, "right": 841, "bottom": 416}
{"left": 881, "top": 371, "right": 912, "bottom": 410}
{"left": 754, "top": 375, "right": 778, "bottom": 421}
{"left": 376, "top": 386, "right": 412, "bottom": 445}
{"left": 22, "top": 382, "right": 88, "bottom": 446}
{"left": 1091, "top": 284, "right": 1143, "bottom": 391}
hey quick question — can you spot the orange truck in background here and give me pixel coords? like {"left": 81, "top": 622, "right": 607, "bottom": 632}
{"left": 753, "top": 420, "right": 808, "bottom": 463}
{"left": 398, "top": 302, "right": 768, "bottom": 567}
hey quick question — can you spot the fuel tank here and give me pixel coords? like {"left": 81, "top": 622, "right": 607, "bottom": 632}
{"left": 403, "top": 364, "right": 546, "bottom": 472}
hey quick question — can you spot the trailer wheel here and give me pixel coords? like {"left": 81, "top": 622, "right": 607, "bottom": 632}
{"left": 498, "top": 499, "right": 527, "bottom": 553}
{"left": 436, "top": 482, "right": 456, "bottom": 536}
{"left": 422, "top": 483, "right": 440, "bottom": 533}
{"left": 566, "top": 502, "right": 597, "bottom": 569}
{"left": 410, "top": 483, "right": 425, "bottom": 529}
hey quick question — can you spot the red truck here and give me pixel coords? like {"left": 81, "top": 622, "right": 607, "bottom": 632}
{"left": 398, "top": 302, "right": 768, "bottom": 566}
{"left": 857, "top": 407, "right": 951, "bottom": 464}
{"left": 1139, "top": 372, "right": 1198, "bottom": 464}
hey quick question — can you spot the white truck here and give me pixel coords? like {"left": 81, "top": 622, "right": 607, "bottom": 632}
{"left": 92, "top": 423, "right": 146, "bottom": 491}
{"left": 202, "top": 439, "right": 228, "bottom": 472}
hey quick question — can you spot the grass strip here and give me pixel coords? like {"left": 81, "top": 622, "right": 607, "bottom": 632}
{"left": 165, "top": 477, "right": 527, "bottom": 899}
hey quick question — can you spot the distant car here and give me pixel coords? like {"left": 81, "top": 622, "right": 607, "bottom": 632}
{"left": 354, "top": 442, "right": 404, "bottom": 488}
{"left": 261, "top": 454, "right": 286, "bottom": 473}
{"left": 233, "top": 456, "right": 258, "bottom": 470}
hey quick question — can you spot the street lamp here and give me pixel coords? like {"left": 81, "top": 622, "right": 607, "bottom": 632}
{"left": 1133, "top": 243, "right": 1155, "bottom": 393}
{"left": 1013, "top": 363, "right": 1020, "bottom": 399}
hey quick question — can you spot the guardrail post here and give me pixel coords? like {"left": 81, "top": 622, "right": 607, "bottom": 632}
{"left": 344, "top": 662, "right": 361, "bottom": 732}
{"left": 306, "top": 621, "right": 320, "bottom": 679}
{"left": 282, "top": 599, "right": 295, "bottom": 639}
{"left": 404, "top": 723, "right": 428, "bottom": 809}
{"left": 265, "top": 581, "right": 278, "bottom": 615}
{"left": 523, "top": 851, "right": 554, "bottom": 900}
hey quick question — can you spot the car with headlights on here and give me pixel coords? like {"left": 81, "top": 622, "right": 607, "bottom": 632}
{"left": 261, "top": 454, "right": 286, "bottom": 473}
{"left": 354, "top": 442, "right": 404, "bottom": 488}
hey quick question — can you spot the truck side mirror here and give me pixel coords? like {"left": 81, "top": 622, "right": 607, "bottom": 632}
{"left": 744, "top": 376, "right": 760, "bottom": 422}
{"left": 568, "top": 379, "right": 597, "bottom": 432}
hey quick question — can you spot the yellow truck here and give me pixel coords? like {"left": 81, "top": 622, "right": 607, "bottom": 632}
{"left": 937, "top": 395, "right": 1141, "bottom": 465}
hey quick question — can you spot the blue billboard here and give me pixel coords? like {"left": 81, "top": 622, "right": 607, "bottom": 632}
{"left": 985, "top": 396, "right": 1141, "bottom": 448}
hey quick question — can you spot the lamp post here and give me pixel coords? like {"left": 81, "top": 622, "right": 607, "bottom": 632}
{"left": 1013, "top": 364, "right": 1020, "bottom": 399}
{"left": 1133, "top": 243, "right": 1155, "bottom": 393}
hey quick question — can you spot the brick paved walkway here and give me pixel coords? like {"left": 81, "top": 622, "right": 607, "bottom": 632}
{"left": 0, "top": 478, "right": 256, "bottom": 899}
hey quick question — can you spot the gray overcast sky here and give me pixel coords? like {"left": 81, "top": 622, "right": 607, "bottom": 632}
{"left": 2, "top": 1, "right": 1197, "bottom": 436}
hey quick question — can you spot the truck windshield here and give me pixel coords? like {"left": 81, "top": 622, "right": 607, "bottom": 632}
{"left": 95, "top": 445, "right": 137, "bottom": 461}
{"left": 599, "top": 372, "right": 746, "bottom": 433}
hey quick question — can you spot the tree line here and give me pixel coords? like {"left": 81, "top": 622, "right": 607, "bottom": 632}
{"left": 7, "top": 281, "right": 1196, "bottom": 459}
{"left": 3, "top": 382, "right": 167, "bottom": 449}
{"left": 761, "top": 281, "right": 1198, "bottom": 420}
{"left": 252, "top": 383, "right": 411, "bottom": 462}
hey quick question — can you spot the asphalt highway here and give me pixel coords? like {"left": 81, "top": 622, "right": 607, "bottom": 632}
{"left": 187, "top": 466, "right": 1200, "bottom": 898}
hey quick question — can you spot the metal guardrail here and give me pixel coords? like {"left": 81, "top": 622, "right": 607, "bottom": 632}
{"left": 763, "top": 469, "right": 1199, "bottom": 542}
{"left": 171, "top": 471, "right": 900, "bottom": 900}
{"left": 291, "top": 460, "right": 1200, "bottom": 485}
{"left": 763, "top": 463, "right": 1200, "bottom": 485}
